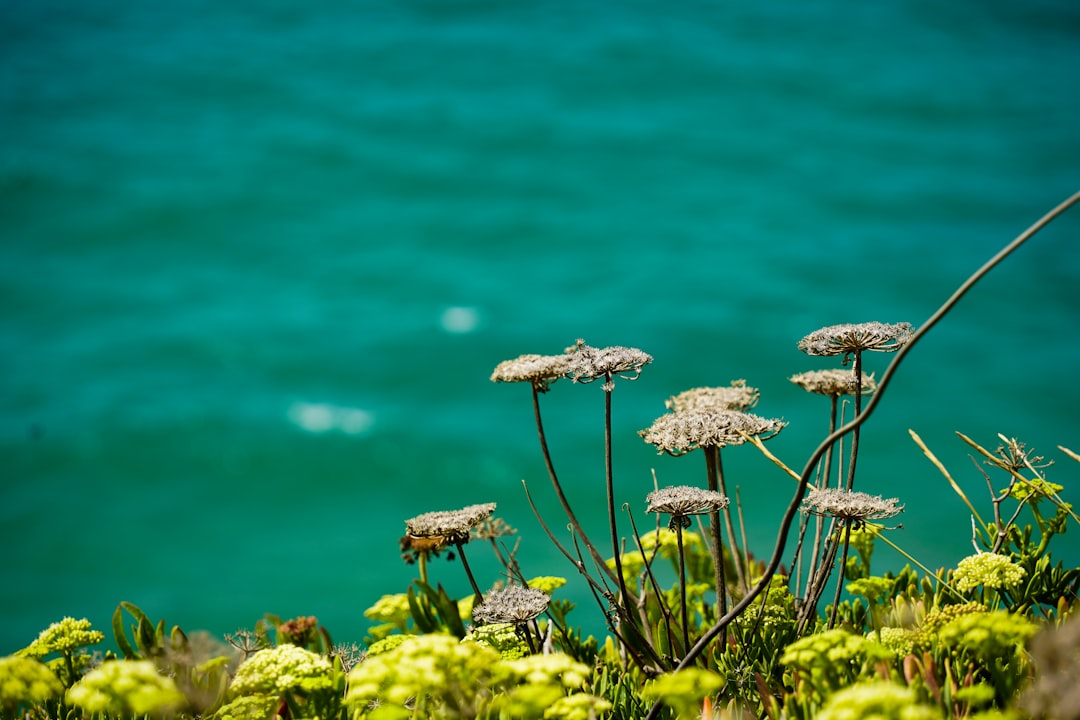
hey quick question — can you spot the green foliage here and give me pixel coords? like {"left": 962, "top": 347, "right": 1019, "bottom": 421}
{"left": 406, "top": 580, "right": 469, "bottom": 638}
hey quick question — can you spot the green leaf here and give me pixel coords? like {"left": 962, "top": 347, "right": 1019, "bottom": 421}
{"left": 407, "top": 585, "right": 437, "bottom": 634}
{"left": 112, "top": 603, "right": 139, "bottom": 659}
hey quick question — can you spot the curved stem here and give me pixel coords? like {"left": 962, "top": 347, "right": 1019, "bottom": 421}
{"left": 642, "top": 190, "right": 1080, "bottom": 720}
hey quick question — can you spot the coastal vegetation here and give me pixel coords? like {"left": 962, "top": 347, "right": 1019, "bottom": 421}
{"left": 4, "top": 192, "right": 1079, "bottom": 719}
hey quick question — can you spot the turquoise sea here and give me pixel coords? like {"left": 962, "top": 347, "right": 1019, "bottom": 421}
{"left": 3, "top": 0, "right": 1079, "bottom": 652}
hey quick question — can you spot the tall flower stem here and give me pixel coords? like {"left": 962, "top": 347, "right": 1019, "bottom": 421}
{"left": 675, "top": 522, "right": 691, "bottom": 654}
{"left": 800, "top": 395, "right": 838, "bottom": 601}
{"left": 714, "top": 449, "right": 747, "bottom": 591}
{"left": 531, "top": 385, "right": 620, "bottom": 587}
{"left": 704, "top": 446, "right": 728, "bottom": 645}
{"left": 827, "top": 523, "right": 854, "bottom": 629}
{"left": 604, "top": 381, "right": 635, "bottom": 618}
{"left": 844, "top": 351, "right": 864, "bottom": 490}
{"left": 455, "top": 542, "right": 484, "bottom": 604}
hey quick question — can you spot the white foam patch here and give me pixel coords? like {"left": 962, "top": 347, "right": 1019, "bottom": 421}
{"left": 287, "top": 402, "right": 375, "bottom": 435}
{"left": 439, "top": 305, "right": 482, "bottom": 334}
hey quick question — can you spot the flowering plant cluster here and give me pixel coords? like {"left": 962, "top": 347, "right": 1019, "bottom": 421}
{"left": 3, "top": 197, "right": 1079, "bottom": 719}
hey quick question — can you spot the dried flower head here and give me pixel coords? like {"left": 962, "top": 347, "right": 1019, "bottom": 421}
{"left": 665, "top": 380, "right": 760, "bottom": 412}
{"left": 801, "top": 488, "right": 903, "bottom": 524}
{"left": 647, "top": 486, "right": 729, "bottom": 531}
{"left": 490, "top": 353, "right": 571, "bottom": 392}
{"left": 797, "top": 322, "right": 913, "bottom": 359}
{"left": 472, "top": 516, "right": 518, "bottom": 542}
{"left": 404, "top": 503, "right": 497, "bottom": 547}
{"left": 640, "top": 408, "right": 787, "bottom": 456}
{"left": 646, "top": 486, "right": 728, "bottom": 517}
{"left": 472, "top": 585, "right": 551, "bottom": 626}
{"left": 565, "top": 339, "right": 652, "bottom": 389}
{"left": 790, "top": 369, "right": 877, "bottom": 397}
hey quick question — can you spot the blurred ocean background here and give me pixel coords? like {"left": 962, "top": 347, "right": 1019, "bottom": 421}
{"left": 3, "top": 0, "right": 1079, "bottom": 653}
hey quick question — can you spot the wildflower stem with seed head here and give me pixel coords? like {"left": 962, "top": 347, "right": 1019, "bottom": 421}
{"left": 643, "top": 189, "right": 1080, "bottom": 720}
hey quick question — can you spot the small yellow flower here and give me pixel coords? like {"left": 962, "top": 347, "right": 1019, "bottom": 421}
{"left": 66, "top": 660, "right": 185, "bottom": 717}
{"left": 952, "top": 552, "right": 1027, "bottom": 592}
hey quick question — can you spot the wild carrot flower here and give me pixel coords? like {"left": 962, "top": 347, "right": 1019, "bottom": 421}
{"left": 500, "top": 653, "right": 592, "bottom": 689}
{"left": 790, "top": 369, "right": 877, "bottom": 397}
{"left": 816, "top": 681, "right": 940, "bottom": 720}
{"left": 490, "top": 353, "right": 571, "bottom": 392}
{"left": 642, "top": 668, "right": 724, "bottom": 720}
{"left": 545, "top": 693, "right": 613, "bottom": 720}
{"left": 228, "top": 644, "right": 336, "bottom": 697}
{"left": 951, "top": 552, "right": 1027, "bottom": 592}
{"left": 564, "top": 339, "right": 652, "bottom": 390}
{"left": 526, "top": 576, "right": 567, "bottom": 594}
{"left": 665, "top": 380, "right": 759, "bottom": 412}
{"left": 935, "top": 610, "right": 1038, "bottom": 659}
{"left": 66, "top": 660, "right": 186, "bottom": 717}
{"left": 797, "top": 321, "right": 913, "bottom": 360}
{"left": 18, "top": 617, "right": 104, "bottom": 659}
{"left": 473, "top": 585, "right": 550, "bottom": 626}
{"left": 364, "top": 594, "right": 411, "bottom": 628}
{"left": 639, "top": 408, "right": 786, "bottom": 456}
{"left": 0, "top": 655, "right": 64, "bottom": 712}
{"left": 345, "top": 633, "right": 500, "bottom": 716}
{"left": 646, "top": 486, "right": 728, "bottom": 529}
{"left": 801, "top": 488, "right": 903, "bottom": 525}
{"left": 405, "top": 502, "right": 497, "bottom": 547}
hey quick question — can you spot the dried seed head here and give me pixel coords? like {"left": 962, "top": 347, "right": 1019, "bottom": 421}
{"left": 790, "top": 369, "right": 877, "bottom": 397}
{"left": 797, "top": 322, "right": 913, "bottom": 358}
{"left": 665, "top": 380, "right": 759, "bottom": 412}
{"left": 472, "top": 584, "right": 551, "bottom": 626}
{"left": 801, "top": 488, "right": 903, "bottom": 523}
{"left": 646, "top": 486, "right": 729, "bottom": 518}
{"left": 490, "top": 353, "right": 571, "bottom": 392}
{"left": 404, "top": 503, "right": 497, "bottom": 546}
{"left": 639, "top": 409, "right": 787, "bottom": 456}
{"left": 565, "top": 339, "right": 652, "bottom": 389}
